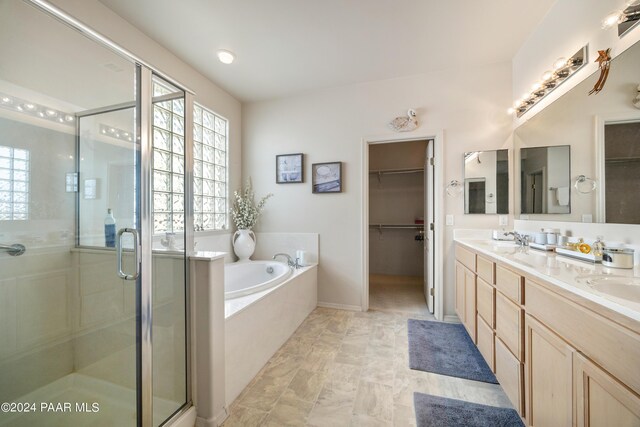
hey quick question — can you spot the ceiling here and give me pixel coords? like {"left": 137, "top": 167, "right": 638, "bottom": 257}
{"left": 98, "top": 0, "right": 557, "bottom": 102}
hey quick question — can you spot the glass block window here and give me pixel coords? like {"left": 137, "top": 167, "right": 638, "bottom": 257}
{"left": 193, "top": 103, "right": 227, "bottom": 231}
{"left": 152, "top": 80, "right": 185, "bottom": 233}
{"left": 0, "top": 145, "right": 29, "bottom": 220}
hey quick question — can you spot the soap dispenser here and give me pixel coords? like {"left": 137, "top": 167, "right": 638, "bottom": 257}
{"left": 104, "top": 208, "right": 116, "bottom": 248}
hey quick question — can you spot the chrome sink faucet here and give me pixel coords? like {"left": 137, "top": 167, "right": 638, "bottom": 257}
{"left": 273, "top": 253, "right": 300, "bottom": 268}
{"left": 504, "top": 231, "right": 530, "bottom": 247}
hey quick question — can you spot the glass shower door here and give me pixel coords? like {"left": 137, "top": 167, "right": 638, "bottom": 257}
{"left": 0, "top": 1, "right": 141, "bottom": 425}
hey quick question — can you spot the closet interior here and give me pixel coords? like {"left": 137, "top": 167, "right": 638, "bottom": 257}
{"left": 368, "top": 140, "right": 431, "bottom": 316}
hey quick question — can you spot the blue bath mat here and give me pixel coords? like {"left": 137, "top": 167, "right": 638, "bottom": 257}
{"left": 407, "top": 319, "right": 497, "bottom": 384}
{"left": 414, "top": 393, "right": 524, "bottom": 427}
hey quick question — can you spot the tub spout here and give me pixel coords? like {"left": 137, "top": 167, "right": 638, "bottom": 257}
{"left": 273, "top": 253, "right": 300, "bottom": 268}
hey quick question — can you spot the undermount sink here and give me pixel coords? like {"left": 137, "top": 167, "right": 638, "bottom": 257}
{"left": 582, "top": 275, "right": 640, "bottom": 303}
{"left": 489, "top": 240, "right": 518, "bottom": 247}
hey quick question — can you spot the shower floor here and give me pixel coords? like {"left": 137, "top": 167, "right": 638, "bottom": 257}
{"left": 0, "top": 373, "right": 179, "bottom": 427}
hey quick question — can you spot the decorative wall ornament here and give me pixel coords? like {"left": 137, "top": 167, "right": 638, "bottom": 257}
{"left": 388, "top": 109, "right": 418, "bottom": 132}
{"left": 633, "top": 84, "right": 640, "bottom": 109}
{"left": 589, "top": 49, "right": 612, "bottom": 95}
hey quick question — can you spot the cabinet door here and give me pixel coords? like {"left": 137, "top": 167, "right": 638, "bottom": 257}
{"left": 525, "top": 314, "right": 575, "bottom": 427}
{"left": 574, "top": 353, "right": 640, "bottom": 427}
{"left": 464, "top": 266, "right": 477, "bottom": 343}
{"left": 455, "top": 261, "right": 465, "bottom": 323}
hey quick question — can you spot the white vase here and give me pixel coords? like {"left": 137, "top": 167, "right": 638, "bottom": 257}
{"left": 233, "top": 229, "right": 256, "bottom": 262}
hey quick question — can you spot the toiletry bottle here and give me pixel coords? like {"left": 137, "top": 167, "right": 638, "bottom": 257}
{"left": 105, "top": 208, "right": 116, "bottom": 248}
{"left": 593, "top": 236, "right": 604, "bottom": 257}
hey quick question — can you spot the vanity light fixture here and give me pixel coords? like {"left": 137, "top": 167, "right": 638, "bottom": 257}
{"left": 509, "top": 46, "right": 588, "bottom": 118}
{"left": 602, "top": 0, "right": 640, "bottom": 30}
{"left": 0, "top": 91, "right": 76, "bottom": 127}
{"left": 99, "top": 124, "right": 134, "bottom": 142}
{"left": 216, "top": 49, "right": 235, "bottom": 64}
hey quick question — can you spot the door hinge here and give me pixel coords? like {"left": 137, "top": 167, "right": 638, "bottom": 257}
{"left": 429, "top": 288, "right": 434, "bottom": 296}
{"left": 429, "top": 158, "right": 434, "bottom": 166}
{"left": 429, "top": 223, "right": 434, "bottom": 231}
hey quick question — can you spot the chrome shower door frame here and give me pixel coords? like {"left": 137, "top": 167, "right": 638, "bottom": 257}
{"left": 26, "top": 1, "right": 195, "bottom": 426}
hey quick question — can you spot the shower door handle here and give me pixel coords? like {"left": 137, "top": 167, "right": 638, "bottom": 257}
{"left": 116, "top": 228, "right": 140, "bottom": 280}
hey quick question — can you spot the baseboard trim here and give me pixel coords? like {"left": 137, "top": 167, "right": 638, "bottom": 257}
{"left": 195, "top": 407, "right": 228, "bottom": 427}
{"left": 317, "top": 301, "right": 363, "bottom": 312}
{"left": 444, "top": 314, "right": 461, "bottom": 323}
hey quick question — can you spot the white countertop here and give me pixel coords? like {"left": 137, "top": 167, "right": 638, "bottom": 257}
{"left": 454, "top": 235, "right": 640, "bottom": 325}
{"left": 189, "top": 250, "right": 227, "bottom": 261}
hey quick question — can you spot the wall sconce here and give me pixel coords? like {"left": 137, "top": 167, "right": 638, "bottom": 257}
{"left": 446, "top": 180, "right": 464, "bottom": 197}
{"left": 508, "top": 46, "right": 588, "bottom": 118}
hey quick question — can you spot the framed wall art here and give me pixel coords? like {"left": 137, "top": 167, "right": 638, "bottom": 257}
{"left": 276, "top": 153, "right": 303, "bottom": 183}
{"left": 312, "top": 161, "right": 342, "bottom": 193}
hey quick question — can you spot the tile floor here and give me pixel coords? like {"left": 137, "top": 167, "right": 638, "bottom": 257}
{"left": 223, "top": 280, "right": 513, "bottom": 426}
{"left": 369, "top": 274, "right": 431, "bottom": 318}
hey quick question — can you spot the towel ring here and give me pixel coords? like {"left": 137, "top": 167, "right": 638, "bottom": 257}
{"left": 446, "top": 180, "right": 463, "bottom": 197}
{"left": 574, "top": 175, "right": 596, "bottom": 194}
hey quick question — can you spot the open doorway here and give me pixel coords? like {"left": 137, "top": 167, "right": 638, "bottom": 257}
{"left": 367, "top": 139, "right": 434, "bottom": 317}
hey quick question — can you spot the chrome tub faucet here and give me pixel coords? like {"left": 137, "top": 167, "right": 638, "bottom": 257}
{"left": 272, "top": 253, "right": 300, "bottom": 268}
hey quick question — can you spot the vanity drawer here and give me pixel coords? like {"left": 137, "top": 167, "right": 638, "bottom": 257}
{"left": 477, "top": 314, "right": 495, "bottom": 372}
{"left": 455, "top": 245, "right": 476, "bottom": 271}
{"left": 495, "top": 336, "right": 524, "bottom": 416}
{"left": 495, "top": 265, "right": 523, "bottom": 304}
{"left": 495, "top": 291, "right": 524, "bottom": 361}
{"left": 476, "top": 255, "right": 495, "bottom": 284}
{"left": 476, "top": 277, "right": 495, "bottom": 328}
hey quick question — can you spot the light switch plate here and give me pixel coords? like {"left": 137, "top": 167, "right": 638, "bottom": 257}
{"left": 446, "top": 214, "right": 454, "bottom": 226}
{"left": 582, "top": 214, "right": 593, "bottom": 223}
{"left": 499, "top": 215, "right": 508, "bottom": 226}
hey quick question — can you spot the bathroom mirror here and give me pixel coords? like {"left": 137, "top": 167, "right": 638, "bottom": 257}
{"left": 464, "top": 149, "right": 509, "bottom": 214}
{"left": 520, "top": 146, "right": 570, "bottom": 214}
{"left": 514, "top": 37, "right": 640, "bottom": 224}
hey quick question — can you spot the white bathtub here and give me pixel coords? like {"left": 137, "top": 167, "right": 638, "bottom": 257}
{"left": 224, "top": 260, "right": 292, "bottom": 299}
{"left": 224, "top": 263, "right": 317, "bottom": 406}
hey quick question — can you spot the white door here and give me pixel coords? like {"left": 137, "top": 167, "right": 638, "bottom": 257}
{"left": 425, "top": 140, "right": 435, "bottom": 313}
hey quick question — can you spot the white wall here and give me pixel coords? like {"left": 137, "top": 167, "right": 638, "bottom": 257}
{"left": 48, "top": 0, "right": 243, "bottom": 211}
{"left": 243, "top": 63, "right": 514, "bottom": 316}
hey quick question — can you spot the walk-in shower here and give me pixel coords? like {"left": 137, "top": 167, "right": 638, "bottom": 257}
{"left": 0, "top": 1, "right": 192, "bottom": 425}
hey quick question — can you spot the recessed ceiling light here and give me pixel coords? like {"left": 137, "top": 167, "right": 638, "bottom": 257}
{"left": 1, "top": 96, "right": 10, "bottom": 103}
{"left": 217, "top": 49, "right": 235, "bottom": 64}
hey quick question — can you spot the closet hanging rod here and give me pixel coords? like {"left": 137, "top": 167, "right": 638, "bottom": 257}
{"left": 369, "top": 224, "right": 424, "bottom": 230}
{"left": 369, "top": 167, "right": 424, "bottom": 176}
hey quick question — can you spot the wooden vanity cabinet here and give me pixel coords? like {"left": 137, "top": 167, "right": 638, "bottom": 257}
{"left": 455, "top": 261, "right": 477, "bottom": 343}
{"left": 574, "top": 352, "right": 640, "bottom": 427}
{"left": 524, "top": 314, "right": 574, "bottom": 426}
{"left": 455, "top": 242, "right": 640, "bottom": 426}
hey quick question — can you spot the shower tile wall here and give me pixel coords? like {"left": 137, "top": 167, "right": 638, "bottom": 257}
{"left": 0, "top": 118, "right": 77, "bottom": 402}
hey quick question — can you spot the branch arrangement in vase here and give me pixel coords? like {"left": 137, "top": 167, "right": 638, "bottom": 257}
{"left": 231, "top": 178, "right": 273, "bottom": 230}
